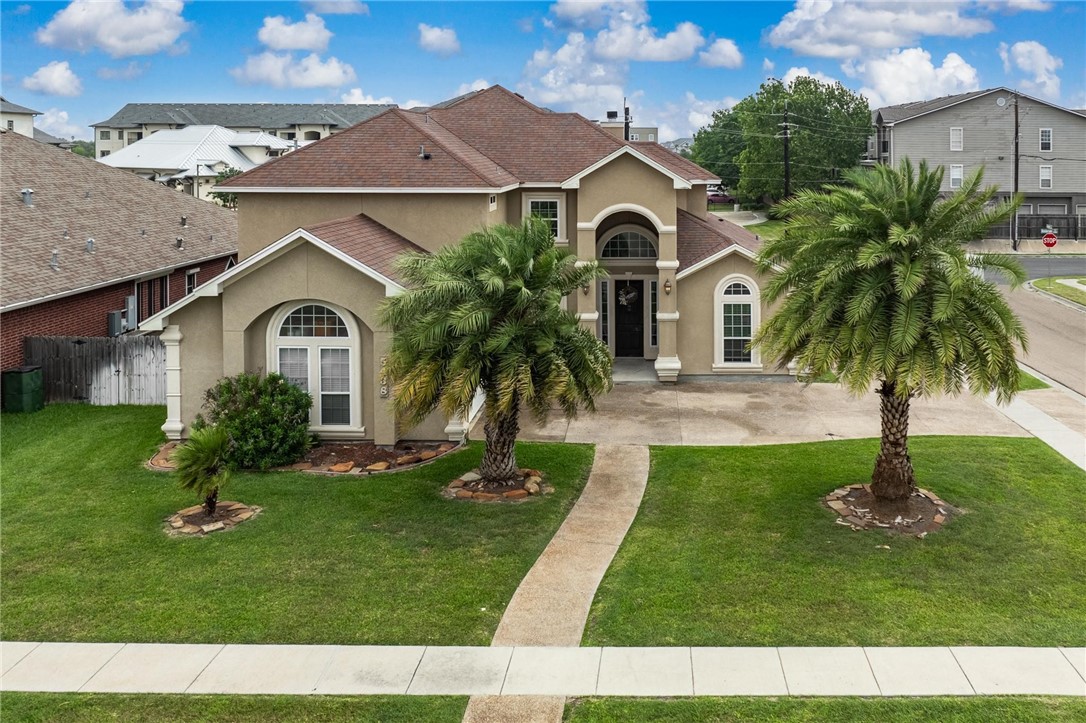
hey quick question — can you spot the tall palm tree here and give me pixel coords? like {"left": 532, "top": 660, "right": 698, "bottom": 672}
{"left": 380, "top": 218, "right": 613, "bottom": 485}
{"left": 754, "top": 160, "right": 1028, "bottom": 502}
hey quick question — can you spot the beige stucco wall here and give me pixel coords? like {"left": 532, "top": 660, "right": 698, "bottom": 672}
{"left": 577, "top": 154, "right": 677, "bottom": 230}
{"left": 360, "top": 194, "right": 490, "bottom": 252}
{"left": 236, "top": 194, "right": 363, "bottom": 260}
{"left": 170, "top": 295, "right": 225, "bottom": 435}
{"left": 676, "top": 253, "right": 787, "bottom": 375}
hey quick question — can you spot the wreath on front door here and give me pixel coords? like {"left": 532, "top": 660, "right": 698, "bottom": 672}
{"left": 618, "top": 283, "right": 639, "bottom": 307}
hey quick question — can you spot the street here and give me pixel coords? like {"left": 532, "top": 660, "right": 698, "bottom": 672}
{"left": 1014, "top": 255, "right": 1086, "bottom": 280}
{"left": 1002, "top": 285, "right": 1086, "bottom": 396}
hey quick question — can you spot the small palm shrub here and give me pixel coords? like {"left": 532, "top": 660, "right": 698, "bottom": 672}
{"left": 172, "top": 425, "right": 232, "bottom": 515}
{"left": 198, "top": 372, "right": 312, "bottom": 470}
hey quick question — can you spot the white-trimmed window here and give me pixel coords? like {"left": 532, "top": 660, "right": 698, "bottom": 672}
{"left": 630, "top": 133, "right": 640, "bottom": 141}
{"left": 185, "top": 269, "right": 199, "bottom": 295}
{"left": 1040, "top": 165, "right": 1053, "bottom": 189}
{"left": 599, "top": 280, "right": 609, "bottom": 345}
{"left": 269, "top": 302, "right": 362, "bottom": 432}
{"left": 1018, "top": 204, "right": 1033, "bottom": 215}
{"left": 949, "top": 164, "right": 963, "bottom": 189}
{"left": 648, "top": 133, "right": 655, "bottom": 141}
{"left": 488, "top": 194, "right": 497, "bottom": 212}
{"left": 1037, "top": 204, "right": 1067, "bottom": 215}
{"left": 713, "top": 276, "right": 761, "bottom": 370}
{"left": 99, "top": 130, "right": 111, "bottom": 141}
{"left": 649, "top": 280, "right": 658, "bottom": 348}
{"left": 950, "top": 127, "right": 963, "bottom": 151}
{"left": 1076, "top": 204, "right": 1086, "bottom": 217}
{"left": 524, "top": 194, "right": 564, "bottom": 241}
{"left": 1040, "top": 128, "right": 1052, "bottom": 152}
{"left": 599, "top": 228, "right": 658, "bottom": 259}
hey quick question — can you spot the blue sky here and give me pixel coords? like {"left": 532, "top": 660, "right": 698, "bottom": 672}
{"left": 2, "top": 1, "right": 1083, "bottom": 142}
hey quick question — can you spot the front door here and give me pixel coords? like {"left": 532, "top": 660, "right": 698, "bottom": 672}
{"left": 614, "top": 279, "right": 644, "bottom": 357}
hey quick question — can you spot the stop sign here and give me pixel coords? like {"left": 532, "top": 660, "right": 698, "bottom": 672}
{"left": 1042, "top": 232, "right": 1058, "bottom": 248}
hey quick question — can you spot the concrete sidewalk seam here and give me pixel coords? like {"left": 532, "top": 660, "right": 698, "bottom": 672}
{"left": 949, "top": 646, "right": 979, "bottom": 695}
{"left": 182, "top": 643, "right": 225, "bottom": 694}
{"left": 405, "top": 645, "right": 427, "bottom": 695}
{"left": 776, "top": 647, "right": 791, "bottom": 696}
{"left": 1060, "top": 648, "right": 1086, "bottom": 684}
{"left": 74, "top": 642, "right": 125, "bottom": 693}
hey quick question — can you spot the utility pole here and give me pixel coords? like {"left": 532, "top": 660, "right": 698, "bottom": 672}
{"left": 780, "top": 100, "right": 791, "bottom": 198}
{"left": 1012, "top": 91, "right": 1020, "bottom": 250}
{"left": 623, "top": 97, "right": 631, "bottom": 142}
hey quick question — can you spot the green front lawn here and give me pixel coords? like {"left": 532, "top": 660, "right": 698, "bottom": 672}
{"left": 565, "top": 697, "right": 1086, "bottom": 722}
{"left": 745, "top": 219, "right": 789, "bottom": 241}
{"left": 1, "top": 405, "right": 593, "bottom": 645}
{"left": 2, "top": 693, "right": 466, "bottom": 722}
{"left": 1017, "top": 368, "right": 1050, "bottom": 391}
{"left": 1034, "top": 277, "right": 1086, "bottom": 306}
{"left": 584, "top": 438, "right": 1086, "bottom": 647}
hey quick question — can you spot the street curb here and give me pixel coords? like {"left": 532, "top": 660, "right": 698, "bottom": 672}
{"left": 1024, "top": 281, "right": 1086, "bottom": 312}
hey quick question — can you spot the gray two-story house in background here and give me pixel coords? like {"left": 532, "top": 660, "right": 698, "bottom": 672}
{"left": 870, "top": 87, "right": 1086, "bottom": 242}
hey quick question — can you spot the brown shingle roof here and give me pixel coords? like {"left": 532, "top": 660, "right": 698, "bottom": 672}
{"left": 0, "top": 130, "right": 237, "bottom": 309}
{"left": 676, "top": 209, "right": 762, "bottom": 273}
{"left": 301, "top": 213, "right": 426, "bottom": 284}
{"left": 223, "top": 85, "right": 718, "bottom": 189}
{"left": 221, "top": 109, "right": 513, "bottom": 189}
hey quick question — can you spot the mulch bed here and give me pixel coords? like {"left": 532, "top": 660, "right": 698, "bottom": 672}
{"left": 165, "top": 501, "right": 261, "bottom": 536}
{"left": 823, "top": 483, "right": 958, "bottom": 537}
{"left": 292, "top": 440, "right": 458, "bottom": 474}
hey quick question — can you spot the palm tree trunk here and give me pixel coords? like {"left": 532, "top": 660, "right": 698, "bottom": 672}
{"left": 871, "top": 379, "right": 917, "bottom": 501}
{"left": 204, "top": 488, "right": 218, "bottom": 516}
{"left": 480, "top": 398, "right": 520, "bottom": 485}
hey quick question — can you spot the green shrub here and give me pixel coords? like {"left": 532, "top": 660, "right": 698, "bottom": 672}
{"left": 172, "top": 425, "right": 232, "bottom": 515}
{"left": 200, "top": 372, "right": 312, "bottom": 470}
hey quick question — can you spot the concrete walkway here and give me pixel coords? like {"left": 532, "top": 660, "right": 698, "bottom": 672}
{"left": 2, "top": 641, "right": 1083, "bottom": 697}
{"left": 463, "top": 444, "right": 650, "bottom": 722}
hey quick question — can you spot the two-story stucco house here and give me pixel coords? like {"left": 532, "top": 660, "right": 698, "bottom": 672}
{"left": 871, "top": 87, "right": 1086, "bottom": 239}
{"left": 92, "top": 102, "right": 393, "bottom": 159}
{"left": 140, "top": 86, "right": 784, "bottom": 445}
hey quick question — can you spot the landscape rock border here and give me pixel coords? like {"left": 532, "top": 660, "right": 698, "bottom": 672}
{"left": 442, "top": 468, "right": 555, "bottom": 502}
{"left": 164, "top": 501, "right": 262, "bottom": 536}
{"left": 823, "top": 483, "right": 955, "bottom": 537}
{"left": 146, "top": 442, "right": 179, "bottom": 472}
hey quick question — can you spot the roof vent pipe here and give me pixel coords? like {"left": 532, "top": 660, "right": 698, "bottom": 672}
{"left": 20, "top": 188, "right": 33, "bottom": 206}
{"left": 181, "top": 215, "right": 187, "bottom": 227}
{"left": 49, "top": 249, "right": 59, "bottom": 270}
{"left": 86, "top": 238, "right": 95, "bottom": 253}
{"left": 418, "top": 145, "right": 431, "bottom": 160}
{"left": 176, "top": 237, "right": 184, "bottom": 250}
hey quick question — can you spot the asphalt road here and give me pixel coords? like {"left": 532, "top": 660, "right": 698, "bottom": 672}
{"left": 1014, "top": 256, "right": 1086, "bottom": 280}
{"left": 1002, "top": 285, "right": 1086, "bottom": 396}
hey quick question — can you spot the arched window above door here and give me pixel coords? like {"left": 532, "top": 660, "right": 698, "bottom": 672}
{"left": 600, "top": 227, "right": 658, "bottom": 259}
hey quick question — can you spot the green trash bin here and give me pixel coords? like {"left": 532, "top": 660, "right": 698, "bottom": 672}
{"left": 2, "top": 366, "right": 44, "bottom": 413}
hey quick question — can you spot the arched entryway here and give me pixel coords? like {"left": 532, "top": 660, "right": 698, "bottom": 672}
{"left": 595, "top": 213, "right": 660, "bottom": 360}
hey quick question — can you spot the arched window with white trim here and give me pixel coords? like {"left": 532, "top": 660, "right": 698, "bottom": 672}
{"left": 269, "top": 302, "right": 362, "bottom": 431}
{"left": 600, "top": 229, "right": 658, "bottom": 259}
{"left": 713, "top": 276, "right": 761, "bottom": 370}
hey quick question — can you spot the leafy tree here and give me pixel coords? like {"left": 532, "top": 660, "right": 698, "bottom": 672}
{"left": 753, "top": 160, "right": 1027, "bottom": 502}
{"left": 209, "top": 166, "right": 243, "bottom": 208}
{"left": 381, "top": 218, "right": 613, "bottom": 485}
{"left": 689, "top": 109, "right": 744, "bottom": 191}
{"left": 173, "top": 425, "right": 232, "bottom": 515}
{"left": 734, "top": 76, "right": 871, "bottom": 203}
{"left": 71, "top": 140, "right": 95, "bottom": 158}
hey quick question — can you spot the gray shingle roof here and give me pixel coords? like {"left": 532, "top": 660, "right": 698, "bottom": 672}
{"left": 92, "top": 103, "right": 394, "bottom": 129}
{"left": 0, "top": 130, "right": 237, "bottom": 309}
{"left": 875, "top": 89, "right": 997, "bottom": 124}
{"left": 1, "top": 96, "right": 41, "bottom": 116}
{"left": 33, "top": 127, "right": 68, "bottom": 145}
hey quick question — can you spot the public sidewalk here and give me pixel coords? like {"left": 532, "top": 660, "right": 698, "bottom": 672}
{"left": 2, "top": 641, "right": 1083, "bottom": 697}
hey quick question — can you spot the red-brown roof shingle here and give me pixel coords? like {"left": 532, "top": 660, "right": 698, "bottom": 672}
{"left": 301, "top": 213, "right": 426, "bottom": 284}
{"left": 676, "top": 209, "right": 763, "bottom": 273}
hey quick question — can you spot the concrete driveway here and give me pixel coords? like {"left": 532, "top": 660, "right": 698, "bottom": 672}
{"left": 480, "top": 380, "right": 1029, "bottom": 446}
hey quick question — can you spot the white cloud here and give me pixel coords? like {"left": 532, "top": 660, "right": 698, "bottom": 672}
{"left": 96, "top": 60, "right": 148, "bottom": 81}
{"left": 418, "top": 23, "right": 460, "bottom": 56}
{"left": 781, "top": 66, "right": 839, "bottom": 86}
{"left": 517, "top": 16, "right": 535, "bottom": 33}
{"left": 653, "top": 91, "right": 739, "bottom": 141}
{"left": 258, "top": 13, "right": 332, "bottom": 52}
{"left": 303, "top": 0, "right": 369, "bottom": 14}
{"left": 768, "top": 1, "right": 993, "bottom": 59}
{"left": 980, "top": 0, "right": 1051, "bottom": 11}
{"left": 762, "top": 57, "right": 775, "bottom": 73}
{"left": 340, "top": 87, "right": 394, "bottom": 104}
{"left": 857, "top": 48, "right": 979, "bottom": 107}
{"left": 521, "top": 31, "right": 626, "bottom": 115}
{"left": 549, "top": 0, "right": 646, "bottom": 30}
{"left": 22, "top": 60, "right": 82, "bottom": 97}
{"left": 36, "top": 0, "right": 191, "bottom": 58}
{"left": 456, "top": 78, "right": 491, "bottom": 96}
{"left": 230, "top": 52, "right": 356, "bottom": 88}
{"left": 698, "top": 38, "right": 743, "bottom": 68}
{"left": 37, "top": 108, "right": 84, "bottom": 139}
{"left": 13, "top": 4, "right": 31, "bottom": 15}
{"left": 595, "top": 19, "right": 703, "bottom": 61}
{"left": 402, "top": 99, "right": 427, "bottom": 109}
{"left": 1000, "top": 40, "right": 1062, "bottom": 100}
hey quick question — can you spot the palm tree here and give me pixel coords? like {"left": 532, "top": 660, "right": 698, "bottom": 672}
{"left": 753, "top": 159, "right": 1027, "bottom": 502}
{"left": 380, "top": 218, "right": 613, "bottom": 485}
{"left": 172, "top": 425, "right": 233, "bottom": 515}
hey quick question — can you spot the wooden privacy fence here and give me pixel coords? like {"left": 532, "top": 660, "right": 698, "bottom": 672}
{"left": 25, "top": 335, "right": 166, "bottom": 405}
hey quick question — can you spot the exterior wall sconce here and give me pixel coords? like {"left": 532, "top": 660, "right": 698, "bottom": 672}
{"left": 664, "top": 279, "right": 672, "bottom": 295}
{"left": 582, "top": 284, "right": 591, "bottom": 295}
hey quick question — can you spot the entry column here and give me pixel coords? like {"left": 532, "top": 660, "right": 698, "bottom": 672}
{"left": 573, "top": 225, "right": 599, "bottom": 334}
{"left": 654, "top": 227, "right": 681, "bottom": 382}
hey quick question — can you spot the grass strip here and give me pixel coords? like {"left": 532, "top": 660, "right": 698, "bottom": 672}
{"left": 1034, "top": 277, "right": 1086, "bottom": 306}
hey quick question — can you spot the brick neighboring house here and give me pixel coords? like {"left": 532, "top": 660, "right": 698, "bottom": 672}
{"left": 140, "top": 86, "right": 784, "bottom": 445}
{"left": 92, "top": 102, "right": 393, "bottom": 159}
{"left": 869, "top": 87, "right": 1086, "bottom": 239}
{"left": 0, "top": 130, "right": 237, "bottom": 369}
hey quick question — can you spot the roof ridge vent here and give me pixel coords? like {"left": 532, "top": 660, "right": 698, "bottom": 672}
{"left": 20, "top": 188, "right": 33, "bottom": 206}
